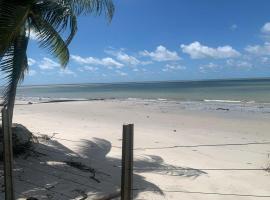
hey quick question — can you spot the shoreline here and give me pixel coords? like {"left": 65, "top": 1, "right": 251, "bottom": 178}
{"left": 15, "top": 96, "right": 270, "bottom": 114}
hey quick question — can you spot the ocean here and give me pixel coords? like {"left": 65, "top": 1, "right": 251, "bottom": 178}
{"left": 15, "top": 78, "right": 270, "bottom": 104}
{"left": 0, "top": 78, "right": 264, "bottom": 113}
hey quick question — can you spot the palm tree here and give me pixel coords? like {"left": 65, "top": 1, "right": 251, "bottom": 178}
{"left": 0, "top": 0, "right": 114, "bottom": 122}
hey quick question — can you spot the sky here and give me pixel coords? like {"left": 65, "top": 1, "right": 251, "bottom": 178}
{"left": 23, "top": 0, "right": 270, "bottom": 85}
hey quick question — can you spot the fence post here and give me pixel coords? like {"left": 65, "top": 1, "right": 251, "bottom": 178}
{"left": 2, "top": 107, "right": 15, "bottom": 200}
{"left": 121, "top": 124, "right": 134, "bottom": 200}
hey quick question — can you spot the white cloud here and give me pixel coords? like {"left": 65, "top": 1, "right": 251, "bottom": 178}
{"left": 261, "top": 57, "right": 269, "bottom": 63}
{"left": 28, "top": 70, "right": 37, "bottom": 76}
{"left": 140, "top": 61, "right": 153, "bottom": 65}
{"left": 29, "top": 30, "right": 38, "bottom": 40}
{"left": 226, "top": 59, "right": 252, "bottom": 68}
{"left": 106, "top": 49, "right": 153, "bottom": 66}
{"left": 28, "top": 58, "right": 36, "bottom": 66}
{"left": 261, "top": 22, "right": 270, "bottom": 34}
{"left": 105, "top": 49, "right": 141, "bottom": 65}
{"left": 181, "top": 41, "right": 240, "bottom": 59}
{"left": 203, "top": 62, "right": 218, "bottom": 69}
{"left": 39, "top": 57, "right": 60, "bottom": 70}
{"left": 117, "top": 52, "right": 140, "bottom": 65}
{"left": 237, "top": 61, "right": 252, "bottom": 68}
{"left": 102, "top": 57, "right": 123, "bottom": 68}
{"left": 140, "top": 45, "right": 181, "bottom": 61}
{"left": 59, "top": 68, "right": 77, "bottom": 77}
{"left": 71, "top": 55, "right": 123, "bottom": 68}
{"left": 205, "top": 62, "right": 218, "bottom": 68}
{"left": 199, "top": 62, "right": 219, "bottom": 72}
{"left": 116, "top": 70, "right": 127, "bottom": 76}
{"left": 79, "top": 66, "right": 98, "bottom": 72}
{"left": 162, "top": 64, "right": 186, "bottom": 72}
{"left": 245, "top": 42, "right": 270, "bottom": 56}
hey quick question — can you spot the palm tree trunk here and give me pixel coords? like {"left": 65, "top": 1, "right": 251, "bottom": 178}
{"left": 7, "top": 79, "right": 19, "bottom": 124}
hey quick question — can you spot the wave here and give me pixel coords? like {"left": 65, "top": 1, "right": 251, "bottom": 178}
{"left": 17, "top": 95, "right": 260, "bottom": 105}
{"left": 14, "top": 96, "right": 270, "bottom": 113}
{"left": 203, "top": 99, "right": 243, "bottom": 103}
{"left": 157, "top": 98, "right": 168, "bottom": 101}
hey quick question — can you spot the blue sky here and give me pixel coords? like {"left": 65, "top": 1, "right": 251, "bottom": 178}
{"left": 25, "top": 0, "right": 270, "bottom": 84}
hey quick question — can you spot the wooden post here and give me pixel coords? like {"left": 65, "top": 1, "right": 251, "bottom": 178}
{"left": 121, "top": 124, "right": 134, "bottom": 200}
{"left": 2, "top": 107, "right": 15, "bottom": 200}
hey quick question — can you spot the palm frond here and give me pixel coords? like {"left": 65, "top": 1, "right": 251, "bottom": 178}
{"left": 31, "top": 0, "right": 78, "bottom": 46}
{"left": 61, "top": 0, "right": 114, "bottom": 20}
{"left": 66, "top": 14, "right": 78, "bottom": 46}
{"left": 0, "top": 34, "right": 29, "bottom": 108}
{"left": 30, "top": 13, "right": 70, "bottom": 66}
{"left": 0, "top": 2, "right": 30, "bottom": 57}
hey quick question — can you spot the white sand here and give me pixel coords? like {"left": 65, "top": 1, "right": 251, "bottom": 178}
{"left": 4, "top": 100, "right": 270, "bottom": 199}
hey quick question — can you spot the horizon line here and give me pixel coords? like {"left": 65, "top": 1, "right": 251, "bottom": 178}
{"left": 20, "top": 76, "right": 270, "bottom": 87}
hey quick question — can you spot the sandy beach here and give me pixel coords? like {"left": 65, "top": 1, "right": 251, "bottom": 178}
{"left": 0, "top": 99, "right": 267, "bottom": 200}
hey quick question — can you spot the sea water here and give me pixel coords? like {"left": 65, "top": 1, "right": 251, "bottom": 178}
{"left": 14, "top": 78, "right": 270, "bottom": 104}
{"left": 7, "top": 79, "right": 270, "bottom": 112}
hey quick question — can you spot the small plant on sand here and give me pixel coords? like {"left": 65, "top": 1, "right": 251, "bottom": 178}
{"left": 264, "top": 154, "right": 270, "bottom": 173}
{"left": 265, "top": 165, "right": 270, "bottom": 173}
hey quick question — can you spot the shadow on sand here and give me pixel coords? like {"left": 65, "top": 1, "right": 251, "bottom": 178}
{"left": 0, "top": 135, "right": 207, "bottom": 199}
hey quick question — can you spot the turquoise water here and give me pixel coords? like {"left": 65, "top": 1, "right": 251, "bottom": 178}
{"left": 14, "top": 78, "right": 270, "bottom": 103}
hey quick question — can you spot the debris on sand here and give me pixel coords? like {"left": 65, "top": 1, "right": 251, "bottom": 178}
{"left": 216, "top": 107, "right": 230, "bottom": 111}
{"left": 65, "top": 161, "right": 100, "bottom": 183}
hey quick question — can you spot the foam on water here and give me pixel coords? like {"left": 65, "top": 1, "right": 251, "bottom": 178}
{"left": 204, "top": 99, "right": 242, "bottom": 103}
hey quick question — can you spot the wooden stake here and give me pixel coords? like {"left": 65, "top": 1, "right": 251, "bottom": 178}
{"left": 121, "top": 124, "right": 134, "bottom": 200}
{"left": 2, "top": 107, "right": 14, "bottom": 200}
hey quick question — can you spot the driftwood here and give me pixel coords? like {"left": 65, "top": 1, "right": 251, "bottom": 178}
{"left": 216, "top": 107, "right": 230, "bottom": 111}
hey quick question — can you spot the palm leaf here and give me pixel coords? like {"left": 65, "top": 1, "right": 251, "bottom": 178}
{"left": 31, "top": 0, "right": 78, "bottom": 46}
{"left": 0, "top": 2, "right": 30, "bottom": 57}
{"left": 30, "top": 13, "right": 70, "bottom": 66}
{"left": 0, "top": 34, "right": 29, "bottom": 114}
{"left": 61, "top": 0, "right": 114, "bottom": 20}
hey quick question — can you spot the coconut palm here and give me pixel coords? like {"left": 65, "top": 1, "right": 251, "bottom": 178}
{"left": 0, "top": 0, "right": 114, "bottom": 122}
